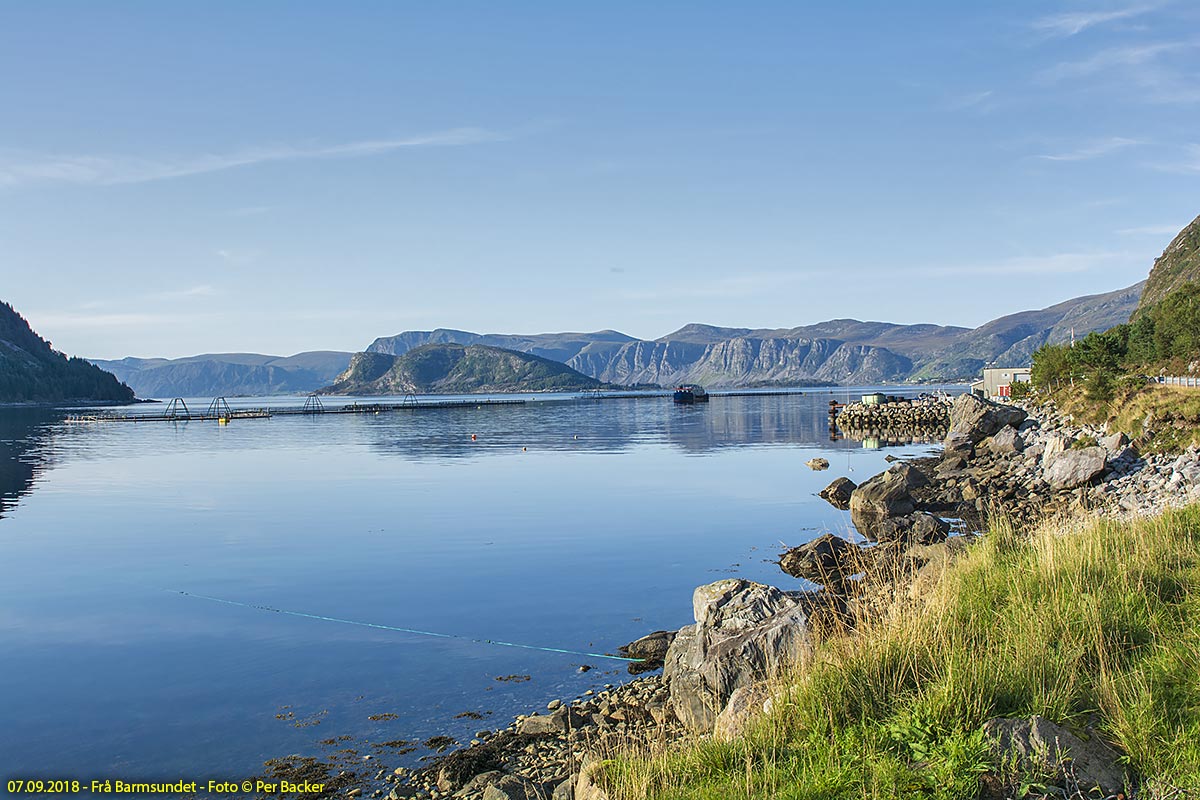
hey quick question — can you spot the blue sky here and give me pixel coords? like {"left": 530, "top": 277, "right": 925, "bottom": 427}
{"left": 2, "top": 2, "right": 1198, "bottom": 359}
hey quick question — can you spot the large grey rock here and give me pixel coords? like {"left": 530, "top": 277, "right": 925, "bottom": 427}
{"left": 1100, "top": 432, "right": 1128, "bottom": 452}
{"left": 987, "top": 425, "right": 1024, "bottom": 454}
{"left": 619, "top": 630, "right": 676, "bottom": 674}
{"left": 517, "top": 709, "right": 567, "bottom": 736}
{"left": 806, "top": 457, "right": 830, "bottom": 470}
{"left": 943, "top": 432, "right": 975, "bottom": 459}
{"left": 574, "top": 754, "right": 609, "bottom": 800}
{"left": 1044, "top": 447, "right": 1107, "bottom": 491}
{"left": 713, "top": 682, "right": 772, "bottom": 743}
{"left": 872, "top": 512, "right": 950, "bottom": 545}
{"left": 818, "top": 477, "right": 856, "bottom": 509}
{"left": 454, "top": 771, "right": 503, "bottom": 796}
{"left": 663, "top": 580, "right": 812, "bottom": 732}
{"left": 946, "top": 393, "right": 1028, "bottom": 444}
{"left": 1043, "top": 432, "right": 1072, "bottom": 460}
{"left": 982, "top": 716, "right": 1125, "bottom": 796}
{"left": 482, "top": 775, "right": 539, "bottom": 800}
{"left": 778, "top": 533, "right": 859, "bottom": 588}
{"left": 848, "top": 464, "right": 927, "bottom": 539}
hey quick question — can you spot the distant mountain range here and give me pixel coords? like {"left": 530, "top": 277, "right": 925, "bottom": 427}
{"left": 366, "top": 283, "right": 1143, "bottom": 388}
{"left": 90, "top": 351, "right": 353, "bottom": 398}
{"left": 322, "top": 343, "right": 604, "bottom": 395}
{"left": 80, "top": 281, "right": 1144, "bottom": 397}
{"left": 1, "top": 302, "right": 133, "bottom": 404}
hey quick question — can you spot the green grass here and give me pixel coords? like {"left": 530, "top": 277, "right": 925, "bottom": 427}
{"left": 606, "top": 507, "right": 1200, "bottom": 799}
{"left": 1050, "top": 383, "right": 1200, "bottom": 453}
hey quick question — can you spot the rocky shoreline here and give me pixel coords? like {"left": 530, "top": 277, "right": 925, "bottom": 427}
{"left": 297, "top": 393, "right": 1200, "bottom": 800}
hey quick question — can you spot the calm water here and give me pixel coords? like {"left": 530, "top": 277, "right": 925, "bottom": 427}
{"left": 0, "top": 390, "right": 949, "bottom": 790}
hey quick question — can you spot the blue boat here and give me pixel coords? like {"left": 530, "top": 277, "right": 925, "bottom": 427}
{"left": 672, "top": 384, "right": 709, "bottom": 404}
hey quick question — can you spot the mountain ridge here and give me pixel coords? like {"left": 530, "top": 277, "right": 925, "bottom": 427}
{"left": 90, "top": 351, "right": 354, "bottom": 398}
{"left": 322, "top": 343, "right": 604, "bottom": 395}
{"left": 365, "top": 282, "right": 1142, "bottom": 388}
{"left": 1, "top": 301, "right": 134, "bottom": 404}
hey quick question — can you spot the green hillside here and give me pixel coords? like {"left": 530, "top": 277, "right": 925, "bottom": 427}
{"left": 1136, "top": 214, "right": 1200, "bottom": 315}
{"left": 0, "top": 301, "right": 134, "bottom": 404}
{"left": 322, "top": 343, "right": 605, "bottom": 395}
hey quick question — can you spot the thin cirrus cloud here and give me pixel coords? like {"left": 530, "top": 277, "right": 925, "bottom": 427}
{"left": 1038, "top": 41, "right": 1187, "bottom": 83}
{"left": 0, "top": 127, "right": 500, "bottom": 187}
{"left": 1031, "top": 5, "right": 1156, "bottom": 38}
{"left": 1036, "top": 136, "right": 1142, "bottom": 161}
{"left": 917, "top": 251, "right": 1138, "bottom": 278}
{"left": 1116, "top": 223, "right": 1187, "bottom": 236}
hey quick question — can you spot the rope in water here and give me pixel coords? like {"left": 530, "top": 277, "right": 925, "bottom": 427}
{"left": 171, "top": 590, "right": 643, "bottom": 663}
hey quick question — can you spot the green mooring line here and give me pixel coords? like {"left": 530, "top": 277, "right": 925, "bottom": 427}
{"left": 171, "top": 590, "right": 642, "bottom": 663}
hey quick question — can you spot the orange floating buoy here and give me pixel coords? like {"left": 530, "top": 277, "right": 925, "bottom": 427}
{"left": 522, "top": 447, "right": 527, "bottom": 451}
{"left": 471, "top": 434, "right": 477, "bottom": 441}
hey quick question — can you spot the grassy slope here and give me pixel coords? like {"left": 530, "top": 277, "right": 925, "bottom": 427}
{"left": 1050, "top": 383, "right": 1200, "bottom": 453}
{"left": 610, "top": 507, "right": 1200, "bottom": 799}
{"left": 1136, "top": 214, "right": 1200, "bottom": 314}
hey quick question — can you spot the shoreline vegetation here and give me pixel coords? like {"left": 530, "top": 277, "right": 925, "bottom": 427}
{"left": 260, "top": 392, "right": 1200, "bottom": 800}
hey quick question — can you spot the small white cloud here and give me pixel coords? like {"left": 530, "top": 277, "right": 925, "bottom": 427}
{"left": 1036, "top": 136, "right": 1142, "bottom": 161}
{"left": 1032, "top": 5, "right": 1155, "bottom": 38}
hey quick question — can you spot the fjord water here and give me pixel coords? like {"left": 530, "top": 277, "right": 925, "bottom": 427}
{"left": 0, "top": 391, "right": 944, "bottom": 783}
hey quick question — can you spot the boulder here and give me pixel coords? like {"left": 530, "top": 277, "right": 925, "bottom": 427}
{"left": 982, "top": 716, "right": 1126, "bottom": 796}
{"left": 943, "top": 432, "right": 975, "bottom": 459}
{"left": 1100, "top": 432, "right": 1128, "bottom": 452}
{"left": 848, "top": 464, "right": 927, "bottom": 539}
{"left": 872, "top": 512, "right": 950, "bottom": 545}
{"left": 483, "top": 775, "right": 540, "bottom": 800}
{"left": 713, "top": 682, "right": 772, "bottom": 742}
{"left": 1043, "top": 432, "right": 1072, "bottom": 460}
{"left": 946, "top": 393, "right": 1028, "bottom": 444}
{"left": 619, "top": 630, "right": 676, "bottom": 674}
{"left": 818, "top": 477, "right": 856, "bottom": 510}
{"left": 552, "top": 778, "right": 574, "bottom": 800}
{"left": 987, "top": 425, "right": 1024, "bottom": 454}
{"left": 936, "top": 455, "right": 967, "bottom": 474}
{"left": 778, "top": 533, "right": 859, "bottom": 588}
{"left": 806, "top": 457, "right": 830, "bottom": 470}
{"left": 1044, "top": 447, "right": 1107, "bottom": 491}
{"left": 454, "top": 771, "right": 503, "bottom": 796}
{"left": 517, "top": 709, "right": 567, "bottom": 736}
{"left": 574, "top": 754, "right": 609, "bottom": 800}
{"left": 663, "top": 580, "right": 813, "bottom": 732}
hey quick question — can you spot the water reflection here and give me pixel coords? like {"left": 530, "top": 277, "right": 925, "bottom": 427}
{"left": 0, "top": 409, "right": 58, "bottom": 519}
{"left": 362, "top": 394, "right": 870, "bottom": 460}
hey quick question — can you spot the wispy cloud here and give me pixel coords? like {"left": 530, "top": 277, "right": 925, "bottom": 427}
{"left": 1036, "top": 136, "right": 1142, "bottom": 161}
{"left": 1038, "top": 41, "right": 1185, "bottom": 82}
{"left": 26, "top": 311, "right": 209, "bottom": 330}
{"left": 1117, "top": 222, "right": 1188, "bottom": 235}
{"left": 1150, "top": 143, "right": 1200, "bottom": 173}
{"left": 150, "top": 284, "right": 217, "bottom": 301}
{"left": 918, "top": 251, "right": 1137, "bottom": 278}
{"left": 1032, "top": 5, "right": 1156, "bottom": 38}
{"left": 0, "top": 127, "right": 500, "bottom": 187}
{"left": 230, "top": 205, "right": 271, "bottom": 217}
{"left": 948, "top": 90, "right": 996, "bottom": 111}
